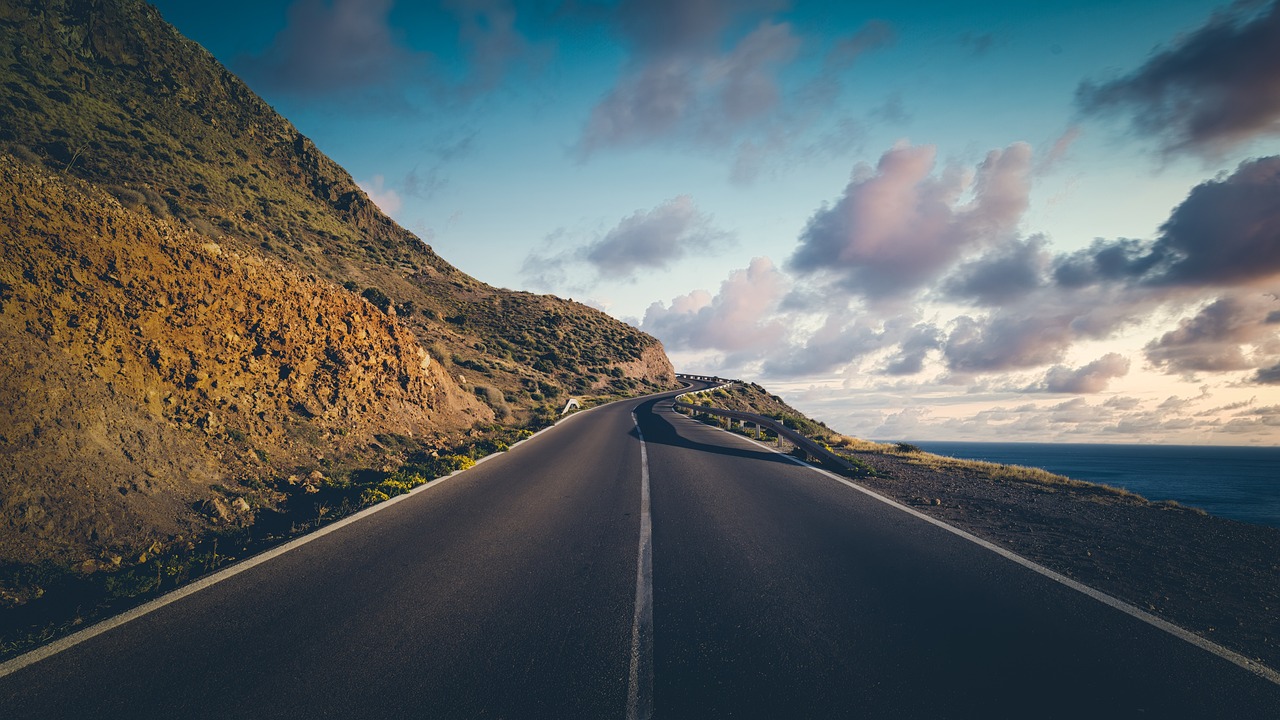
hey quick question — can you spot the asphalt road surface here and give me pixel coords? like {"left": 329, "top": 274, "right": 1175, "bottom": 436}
{"left": 2, "top": 384, "right": 1279, "bottom": 718}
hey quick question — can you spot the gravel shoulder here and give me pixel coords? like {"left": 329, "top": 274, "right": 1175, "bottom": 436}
{"left": 839, "top": 447, "right": 1280, "bottom": 673}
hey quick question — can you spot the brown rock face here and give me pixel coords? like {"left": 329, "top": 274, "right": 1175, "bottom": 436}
{"left": 0, "top": 156, "right": 487, "bottom": 565}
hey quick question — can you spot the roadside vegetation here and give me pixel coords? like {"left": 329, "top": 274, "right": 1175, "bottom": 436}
{"left": 0, "top": 424, "right": 537, "bottom": 660}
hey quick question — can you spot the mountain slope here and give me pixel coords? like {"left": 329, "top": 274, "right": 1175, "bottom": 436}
{"left": 0, "top": 0, "right": 675, "bottom": 410}
{"left": 0, "top": 0, "right": 675, "bottom": 623}
{"left": 0, "top": 154, "right": 494, "bottom": 565}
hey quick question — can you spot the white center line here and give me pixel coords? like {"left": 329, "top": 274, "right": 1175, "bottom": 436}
{"left": 627, "top": 411, "right": 654, "bottom": 720}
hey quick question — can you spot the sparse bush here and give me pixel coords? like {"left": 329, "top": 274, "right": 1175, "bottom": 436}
{"left": 107, "top": 185, "right": 144, "bottom": 209}
{"left": 361, "top": 286, "right": 392, "bottom": 313}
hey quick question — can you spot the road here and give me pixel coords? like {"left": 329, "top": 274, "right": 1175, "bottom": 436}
{"left": 2, "top": 384, "right": 1279, "bottom": 718}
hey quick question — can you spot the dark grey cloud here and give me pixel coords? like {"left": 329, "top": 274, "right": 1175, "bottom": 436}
{"left": 943, "top": 312, "right": 1077, "bottom": 373}
{"left": 1144, "top": 294, "right": 1280, "bottom": 373}
{"left": 1255, "top": 363, "right": 1280, "bottom": 383}
{"left": 578, "top": 18, "right": 800, "bottom": 153}
{"left": 1148, "top": 155, "right": 1280, "bottom": 286}
{"left": 937, "top": 274, "right": 1169, "bottom": 375}
{"left": 1051, "top": 237, "right": 1159, "bottom": 288}
{"left": 242, "top": 0, "right": 536, "bottom": 105}
{"left": 521, "top": 196, "right": 731, "bottom": 289}
{"left": 882, "top": 322, "right": 943, "bottom": 375}
{"left": 446, "top": 0, "right": 535, "bottom": 99}
{"left": 583, "top": 195, "right": 730, "bottom": 277}
{"left": 613, "top": 0, "right": 783, "bottom": 56}
{"left": 1076, "top": 1, "right": 1280, "bottom": 157}
{"left": 959, "top": 32, "right": 997, "bottom": 58}
{"left": 788, "top": 142, "right": 1033, "bottom": 299}
{"left": 825, "top": 20, "right": 896, "bottom": 71}
{"left": 868, "top": 93, "right": 911, "bottom": 126}
{"left": 577, "top": 1, "right": 891, "bottom": 159}
{"left": 1035, "top": 353, "right": 1131, "bottom": 393}
{"left": 944, "top": 235, "right": 1050, "bottom": 305}
{"left": 1050, "top": 156, "right": 1280, "bottom": 289}
{"left": 243, "top": 0, "right": 421, "bottom": 97}
{"left": 761, "top": 315, "right": 886, "bottom": 378}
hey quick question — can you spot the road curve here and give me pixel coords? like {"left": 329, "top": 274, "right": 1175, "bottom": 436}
{"left": 2, "top": 385, "right": 1278, "bottom": 718}
{"left": 639, "top": 397, "right": 1280, "bottom": 718}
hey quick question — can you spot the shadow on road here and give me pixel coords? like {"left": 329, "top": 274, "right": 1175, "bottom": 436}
{"left": 632, "top": 398, "right": 796, "bottom": 469}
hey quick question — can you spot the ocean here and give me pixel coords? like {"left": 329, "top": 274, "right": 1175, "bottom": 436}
{"left": 910, "top": 441, "right": 1280, "bottom": 530}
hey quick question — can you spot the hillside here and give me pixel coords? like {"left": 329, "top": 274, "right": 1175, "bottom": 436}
{"left": 0, "top": 0, "right": 675, "bottom": 650}
{"left": 0, "top": 0, "right": 674, "bottom": 410}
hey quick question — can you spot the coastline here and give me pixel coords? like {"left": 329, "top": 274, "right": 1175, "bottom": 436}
{"left": 911, "top": 440, "right": 1280, "bottom": 529}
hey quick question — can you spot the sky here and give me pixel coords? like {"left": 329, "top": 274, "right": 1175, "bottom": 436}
{"left": 149, "top": 0, "right": 1280, "bottom": 445}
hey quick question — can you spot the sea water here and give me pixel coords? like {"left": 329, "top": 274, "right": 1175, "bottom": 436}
{"left": 909, "top": 442, "right": 1280, "bottom": 529}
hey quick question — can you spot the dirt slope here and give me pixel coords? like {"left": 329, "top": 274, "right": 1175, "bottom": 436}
{"left": 0, "top": 155, "right": 488, "bottom": 566}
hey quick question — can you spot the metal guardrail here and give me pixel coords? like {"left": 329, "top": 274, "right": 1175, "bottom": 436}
{"left": 670, "top": 400, "right": 855, "bottom": 472}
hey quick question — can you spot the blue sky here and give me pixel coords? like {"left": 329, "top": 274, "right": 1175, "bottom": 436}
{"left": 151, "top": 0, "right": 1280, "bottom": 444}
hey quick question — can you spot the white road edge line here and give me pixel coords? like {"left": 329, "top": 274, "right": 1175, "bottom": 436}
{"left": 671, "top": 405, "right": 1280, "bottom": 688}
{"left": 0, "top": 404, "right": 607, "bottom": 680}
{"left": 627, "top": 411, "right": 655, "bottom": 720}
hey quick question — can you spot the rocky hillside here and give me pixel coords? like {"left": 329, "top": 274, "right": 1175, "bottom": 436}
{"left": 0, "top": 0, "right": 674, "bottom": 609}
{"left": 0, "top": 155, "right": 494, "bottom": 566}
{"left": 0, "top": 0, "right": 674, "bottom": 409}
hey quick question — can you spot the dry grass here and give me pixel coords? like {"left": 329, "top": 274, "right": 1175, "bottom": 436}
{"left": 889, "top": 448, "right": 1141, "bottom": 498}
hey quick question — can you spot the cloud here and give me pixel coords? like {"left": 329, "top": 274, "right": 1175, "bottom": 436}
{"left": 729, "top": 115, "right": 866, "bottom": 186}
{"left": 243, "top": 0, "right": 421, "bottom": 97}
{"left": 357, "top": 174, "right": 403, "bottom": 214}
{"left": 445, "top": 0, "right": 534, "bottom": 99}
{"left": 401, "top": 166, "right": 445, "bottom": 202}
{"left": 882, "top": 322, "right": 944, "bottom": 376}
{"left": 578, "top": 19, "right": 800, "bottom": 153}
{"left": 959, "top": 32, "right": 997, "bottom": 57}
{"left": 1144, "top": 294, "right": 1280, "bottom": 374}
{"left": 1255, "top": 363, "right": 1280, "bottom": 383}
{"left": 583, "top": 196, "right": 730, "bottom": 277}
{"left": 1147, "top": 155, "right": 1280, "bottom": 286}
{"left": 1076, "top": 1, "right": 1280, "bottom": 157}
{"left": 641, "top": 257, "right": 789, "bottom": 356}
{"left": 943, "top": 234, "right": 1050, "bottom": 305}
{"left": 943, "top": 311, "right": 1079, "bottom": 374}
{"left": 788, "top": 142, "right": 1033, "bottom": 299}
{"left": 1049, "top": 156, "right": 1280, "bottom": 291}
{"left": 1050, "top": 237, "right": 1160, "bottom": 288}
{"left": 644, "top": 141, "right": 1280, "bottom": 427}
{"left": 868, "top": 93, "right": 911, "bottom": 125}
{"left": 242, "top": 0, "right": 536, "bottom": 105}
{"left": 761, "top": 314, "right": 895, "bottom": 378}
{"left": 825, "top": 20, "right": 896, "bottom": 71}
{"left": 521, "top": 196, "right": 731, "bottom": 288}
{"left": 576, "top": 1, "right": 891, "bottom": 160}
{"left": 1037, "top": 126, "right": 1080, "bottom": 174}
{"left": 1034, "top": 353, "right": 1131, "bottom": 393}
